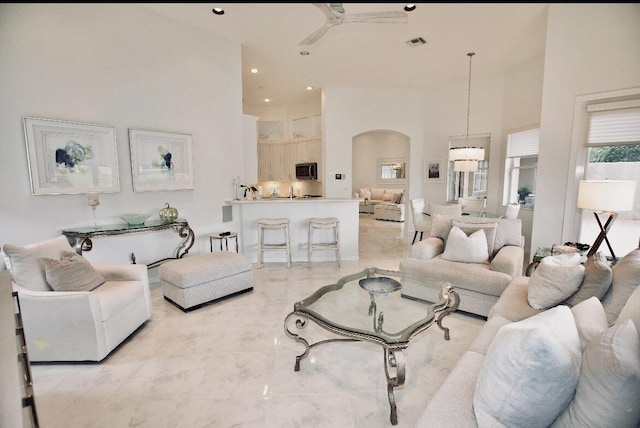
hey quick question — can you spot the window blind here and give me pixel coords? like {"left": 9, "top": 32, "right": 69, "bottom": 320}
{"left": 587, "top": 106, "right": 640, "bottom": 145}
{"left": 507, "top": 128, "right": 539, "bottom": 158}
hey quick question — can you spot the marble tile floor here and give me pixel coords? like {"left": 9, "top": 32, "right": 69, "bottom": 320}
{"left": 31, "top": 215, "right": 485, "bottom": 428}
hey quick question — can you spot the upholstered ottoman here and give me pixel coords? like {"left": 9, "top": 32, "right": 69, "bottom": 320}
{"left": 159, "top": 252, "right": 253, "bottom": 311}
{"left": 374, "top": 203, "right": 405, "bottom": 222}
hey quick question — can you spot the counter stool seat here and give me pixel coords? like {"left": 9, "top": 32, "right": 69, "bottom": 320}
{"left": 308, "top": 217, "right": 341, "bottom": 267}
{"left": 258, "top": 218, "right": 291, "bottom": 268}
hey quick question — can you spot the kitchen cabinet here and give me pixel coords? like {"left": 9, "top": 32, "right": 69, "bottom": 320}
{"left": 258, "top": 143, "right": 283, "bottom": 181}
{"left": 258, "top": 137, "right": 322, "bottom": 182}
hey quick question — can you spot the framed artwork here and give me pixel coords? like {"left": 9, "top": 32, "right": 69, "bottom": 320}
{"left": 424, "top": 159, "right": 444, "bottom": 183}
{"left": 129, "top": 129, "right": 194, "bottom": 192}
{"left": 23, "top": 117, "right": 120, "bottom": 195}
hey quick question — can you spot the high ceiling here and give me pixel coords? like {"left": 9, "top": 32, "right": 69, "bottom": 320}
{"left": 141, "top": 3, "right": 549, "bottom": 107}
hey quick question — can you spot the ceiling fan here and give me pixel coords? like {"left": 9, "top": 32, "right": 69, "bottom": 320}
{"left": 299, "top": 3, "right": 408, "bottom": 46}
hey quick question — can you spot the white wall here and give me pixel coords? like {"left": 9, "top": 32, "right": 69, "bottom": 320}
{"left": 421, "top": 70, "right": 507, "bottom": 213}
{"left": 0, "top": 4, "right": 244, "bottom": 265}
{"left": 532, "top": 3, "right": 640, "bottom": 254}
{"left": 323, "top": 88, "right": 424, "bottom": 202}
{"left": 352, "top": 131, "right": 409, "bottom": 192}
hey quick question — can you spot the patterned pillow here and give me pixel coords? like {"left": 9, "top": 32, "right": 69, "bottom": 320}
{"left": 2, "top": 236, "right": 74, "bottom": 291}
{"left": 43, "top": 251, "right": 105, "bottom": 292}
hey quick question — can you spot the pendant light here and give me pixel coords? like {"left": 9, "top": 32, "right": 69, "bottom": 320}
{"left": 450, "top": 52, "right": 484, "bottom": 172}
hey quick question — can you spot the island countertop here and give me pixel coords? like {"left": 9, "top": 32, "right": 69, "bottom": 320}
{"left": 229, "top": 197, "right": 360, "bottom": 204}
{"left": 228, "top": 197, "right": 360, "bottom": 264}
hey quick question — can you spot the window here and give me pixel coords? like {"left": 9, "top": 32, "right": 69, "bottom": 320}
{"left": 578, "top": 100, "right": 640, "bottom": 258}
{"left": 503, "top": 127, "right": 539, "bottom": 207}
{"left": 447, "top": 134, "right": 490, "bottom": 202}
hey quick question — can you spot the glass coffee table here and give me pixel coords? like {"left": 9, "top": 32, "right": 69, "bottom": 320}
{"left": 283, "top": 267, "right": 459, "bottom": 425}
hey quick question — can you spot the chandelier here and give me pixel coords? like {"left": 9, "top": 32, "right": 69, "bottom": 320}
{"left": 449, "top": 52, "right": 484, "bottom": 172}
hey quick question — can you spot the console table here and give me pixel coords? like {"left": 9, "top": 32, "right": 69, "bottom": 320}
{"left": 61, "top": 219, "right": 195, "bottom": 269}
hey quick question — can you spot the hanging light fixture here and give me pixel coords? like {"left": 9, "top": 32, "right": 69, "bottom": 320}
{"left": 450, "top": 52, "right": 484, "bottom": 172}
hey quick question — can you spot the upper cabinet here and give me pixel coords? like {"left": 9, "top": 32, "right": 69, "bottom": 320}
{"left": 257, "top": 115, "right": 322, "bottom": 182}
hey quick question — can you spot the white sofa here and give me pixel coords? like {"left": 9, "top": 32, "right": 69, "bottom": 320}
{"left": 400, "top": 215, "right": 524, "bottom": 317}
{"left": 357, "top": 187, "right": 405, "bottom": 221}
{"left": 1, "top": 236, "right": 152, "bottom": 362}
{"left": 416, "top": 248, "right": 640, "bottom": 427}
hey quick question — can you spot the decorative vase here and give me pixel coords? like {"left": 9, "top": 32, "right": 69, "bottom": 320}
{"left": 159, "top": 203, "right": 179, "bottom": 223}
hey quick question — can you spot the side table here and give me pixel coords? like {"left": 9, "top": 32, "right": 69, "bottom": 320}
{"left": 210, "top": 232, "right": 238, "bottom": 253}
{"left": 525, "top": 245, "right": 588, "bottom": 276}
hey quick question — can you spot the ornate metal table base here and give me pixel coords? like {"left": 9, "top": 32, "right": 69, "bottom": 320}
{"left": 284, "top": 282, "right": 459, "bottom": 425}
{"left": 62, "top": 219, "right": 195, "bottom": 269}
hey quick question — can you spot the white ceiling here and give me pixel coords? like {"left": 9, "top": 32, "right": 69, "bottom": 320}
{"left": 141, "top": 3, "right": 549, "bottom": 107}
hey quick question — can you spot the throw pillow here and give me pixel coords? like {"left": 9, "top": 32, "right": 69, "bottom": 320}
{"left": 570, "top": 296, "right": 609, "bottom": 350}
{"left": 429, "top": 214, "right": 457, "bottom": 242}
{"left": 451, "top": 219, "right": 498, "bottom": 257}
{"left": 382, "top": 192, "right": 394, "bottom": 202}
{"left": 564, "top": 252, "right": 612, "bottom": 307}
{"left": 393, "top": 191, "right": 403, "bottom": 204}
{"left": 2, "top": 236, "right": 74, "bottom": 291}
{"left": 474, "top": 306, "right": 582, "bottom": 428}
{"left": 358, "top": 188, "right": 371, "bottom": 200}
{"left": 601, "top": 248, "right": 640, "bottom": 325}
{"left": 453, "top": 217, "right": 522, "bottom": 250}
{"left": 551, "top": 319, "right": 640, "bottom": 428}
{"left": 370, "top": 188, "right": 385, "bottom": 200}
{"left": 43, "top": 251, "right": 105, "bottom": 292}
{"left": 441, "top": 226, "right": 489, "bottom": 264}
{"left": 527, "top": 254, "right": 585, "bottom": 310}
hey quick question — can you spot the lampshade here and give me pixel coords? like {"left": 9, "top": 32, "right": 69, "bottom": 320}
{"left": 449, "top": 147, "right": 485, "bottom": 162}
{"left": 453, "top": 160, "right": 478, "bottom": 172}
{"left": 577, "top": 180, "right": 636, "bottom": 212}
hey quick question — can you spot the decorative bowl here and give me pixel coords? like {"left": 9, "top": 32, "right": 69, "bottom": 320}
{"left": 359, "top": 276, "right": 402, "bottom": 295}
{"left": 120, "top": 214, "right": 151, "bottom": 226}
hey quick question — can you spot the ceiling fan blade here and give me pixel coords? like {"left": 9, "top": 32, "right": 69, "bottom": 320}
{"left": 342, "top": 11, "right": 408, "bottom": 24}
{"left": 299, "top": 21, "right": 335, "bottom": 46}
{"left": 313, "top": 3, "right": 340, "bottom": 21}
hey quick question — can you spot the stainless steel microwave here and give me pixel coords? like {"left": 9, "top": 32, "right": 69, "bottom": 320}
{"left": 295, "top": 162, "right": 318, "bottom": 180}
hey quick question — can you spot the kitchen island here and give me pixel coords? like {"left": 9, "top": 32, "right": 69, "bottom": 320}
{"left": 230, "top": 198, "right": 360, "bottom": 264}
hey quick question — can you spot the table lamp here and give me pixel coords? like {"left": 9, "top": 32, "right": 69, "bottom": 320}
{"left": 576, "top": 180, "right": 636, "bottom": 260}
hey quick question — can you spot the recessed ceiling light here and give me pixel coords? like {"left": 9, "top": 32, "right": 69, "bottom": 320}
{"left": 306, "top": 86, "right": 313, "bottom": 91}
{"left": 264, "top": 98, "right": 271, "bottom": 103}
{"left": 212, "top": 7, "right": 224, "bottom": 15}
{"left": 300, "top": 51, "right": 310, "bottom": 56}
{"left": 250, "top": 68, "right": 259, "bottom": 74}
{"left": 404, "top": 4, "right": 416, "bottom": 12}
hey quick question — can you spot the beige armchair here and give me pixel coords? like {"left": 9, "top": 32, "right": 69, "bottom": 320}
{"left": 400, "top": 216, "right": 524, "bottom": 317}
{"left": 2, "top": 236, "right": 152, "bottom": 362}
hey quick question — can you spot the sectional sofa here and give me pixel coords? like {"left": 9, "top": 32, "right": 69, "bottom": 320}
{"left": 357, "top": 187, "right": 405, "bottom": 221}
{"left": 416, "top": 248, "right": 640, "bottom": 427}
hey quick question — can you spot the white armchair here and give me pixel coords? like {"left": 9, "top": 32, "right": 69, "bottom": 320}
{"left": 2, "top": 236, "right": 152, "bottom": 362}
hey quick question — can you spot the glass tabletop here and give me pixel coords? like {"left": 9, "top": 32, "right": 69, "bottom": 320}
{"left": 61, "top": 218, "right": 188, "bottom": 235}
{"left": 293, "top": 267, "right": 450, "bottom": 345}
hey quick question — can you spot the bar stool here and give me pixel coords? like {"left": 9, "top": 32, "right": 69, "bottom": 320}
{"left": 308, "top": 217, "right": 340, "bottom": 268}
{"left": 257, "top": 218, "right": 291, "bottom": 268}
